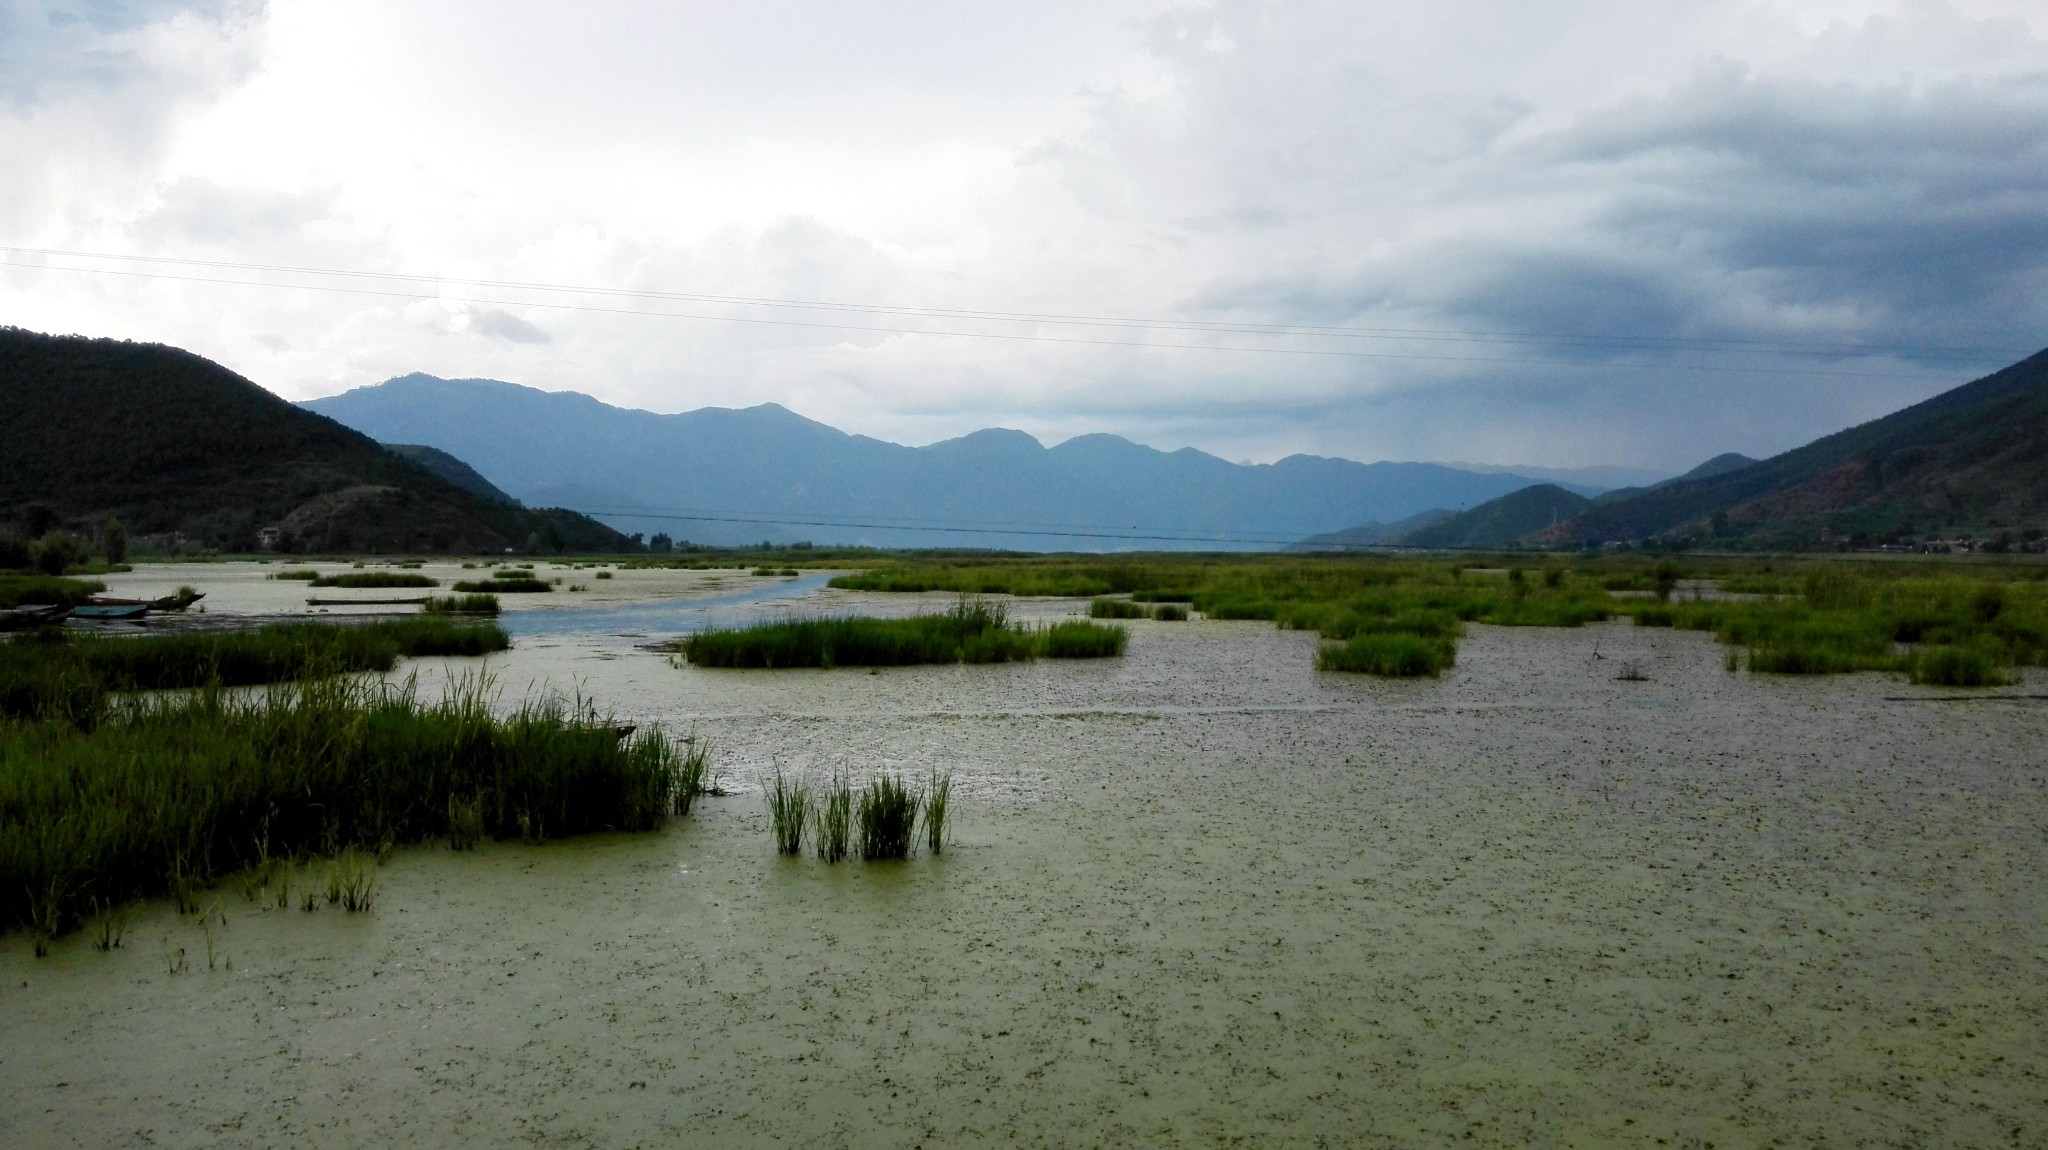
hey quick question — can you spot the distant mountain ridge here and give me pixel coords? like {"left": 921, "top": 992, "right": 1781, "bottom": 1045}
{"left": 304, "top": 374, "right": 1605, "bottom": 550}
{"left": 1396, "top": 484, "right": 1592, "bottom": 550}
{"left": 1535, "top": 348, "right": 2048, "bottom": 548}
{"left": 0, "top": 329, "right": 628, "bottom": 554}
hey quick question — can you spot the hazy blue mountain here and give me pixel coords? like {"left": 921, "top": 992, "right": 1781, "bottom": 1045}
{"left": 1289, "top": 508, "right": 1456, "bottom": 551}
{"left": 1436, "top": 461, "right": 1669, "bottom": 489}
{"left": 1393, "top": 484, "right": 1592, "bottom": 549}
{"left": 304, "top": 374, "right": 1598, "bottom": 550}
{"left": 1590, "top": 452, "right": 1759, "bottom": 506}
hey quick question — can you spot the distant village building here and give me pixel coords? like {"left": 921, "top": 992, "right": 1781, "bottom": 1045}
{"left": 257, "top": 525, "right": 283, "bottom": 551}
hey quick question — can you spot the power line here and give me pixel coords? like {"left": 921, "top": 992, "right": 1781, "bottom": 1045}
{"left": 0, "top": 252, "right": 2000, "bottom": 380}
{"left": 2, "top": 244, "right": 2024, "bottom": 364}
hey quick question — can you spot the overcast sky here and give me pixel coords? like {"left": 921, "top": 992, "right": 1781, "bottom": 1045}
{"left": 5, "top": 0, "right": 2047, "bottom": 472}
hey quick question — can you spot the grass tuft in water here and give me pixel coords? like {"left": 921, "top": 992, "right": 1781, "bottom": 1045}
{"left": 857, "top": 774, "right": 921, "bottom": 861}
{"left": 1316, "top": 633, "right": 1455, "bottom": 677}
{"left": 815, "top": 771, "right": 853, "bottom": 863}
{"left": 424, "top": 593, "right": 501, "bottom": 616}
{"left": 1910, "top": 644, "right": 2009, "bottom": 687}
{"left": 923, "top": 769, "right": 953, "bottom": 856}
{"left": 765, "top": 766, "right": 812, "bottom": 856}
{"left": 681, "top": 597, "right": 1125, "bottom": 668}
{"left": 1089, "top": 597, "right": 1147, "bottom": 619}
{"left": 309, "top": 572, "right": 439, "bottom": 589}
{"left": 0, "top": 671, "right": 698, "bottom": 944}
{"left": 325, "top": 847, "right": 377, "bottom": 912}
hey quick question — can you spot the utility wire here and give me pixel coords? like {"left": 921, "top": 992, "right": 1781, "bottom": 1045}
{"left": 2, "top": 244, "right": 2024, "bottom": 362}
{"left": 0, "top": 253, "right": 2001, "bottom": 380}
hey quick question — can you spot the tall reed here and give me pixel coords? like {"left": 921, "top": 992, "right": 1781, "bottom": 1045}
{"left": 814, "top": 771, "right": 853, "bottom": 863}
{"left": 0, "top": 673, "right": 695, "bottom": 943}
{"left": 857, "top": 774, "right": 921, "bottom": 861}
{"left": 924, "top": 769, "right": 953, "bottom": 856}
{"left": 765, "top": 766, "right": 811, "bottom": 856}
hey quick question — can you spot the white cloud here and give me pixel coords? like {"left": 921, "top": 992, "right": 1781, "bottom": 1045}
{"left": 6, "top": 0, "right": 2048, "bottom": 471}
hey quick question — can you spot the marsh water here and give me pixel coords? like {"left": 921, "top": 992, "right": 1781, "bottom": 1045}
{"left": 3, "top": 562, "right": 2044, "bottom": 1146}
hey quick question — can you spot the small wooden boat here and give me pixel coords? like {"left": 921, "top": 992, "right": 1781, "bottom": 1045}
{"left": 84, "top": 590, "right": 205, "bottom": 611}
{"left": 1, "top": 604, "right": 71, "bottom": 629}
{"left": 305, "top": 597, "right": 432, "bottom": 606}
{"left": 71, "top": 604, "right": 150, "bottom": 621}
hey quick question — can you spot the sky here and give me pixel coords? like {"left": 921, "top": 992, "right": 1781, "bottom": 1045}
{"left": 4, "top": 0, "right": 2048, "bottom": 473}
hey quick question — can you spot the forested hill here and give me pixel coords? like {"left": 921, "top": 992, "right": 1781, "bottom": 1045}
{"left": 0, "top": 328, "right": 628, "bottom": 554}
{"left": 1534, "top": 345, "right": 2048, "bottom": 549}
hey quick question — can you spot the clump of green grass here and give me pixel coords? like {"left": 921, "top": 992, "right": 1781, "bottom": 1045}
{"left": 596, "top": 570, "right": 613, "bottom": 580}
{"left": 815, "top": 771, "right": 852, "bottom": 863}
{"left": 0, "top": 673, "right": 698, "bottom": 944}
{"left": 1040, "top": 620, "right": 1128, "bottom": 657}
{"left": 309, "top": 572, "right": 440, "bottom": 589}
{"left": 452, "top": 576, "right": 551, "bottom": 593}
{"left": 424, "top": 593, "right": 501, "bottom": 616}
{"left": 857, "top": 774, "right": 921, "bottom": 861}
{"left": 325, "top": 848, "right": 377, "bottom": 912}
{"left": 1910, "top": 644, "right": 2009, "bottom": 687}
{"left": 1151, "top": 603, "right": 1188, "bottom": 621}
{"left": 1317, "top": 633, "right": 1455, "bottom": 677}
{"left": 681, "top": 598, "right": 1123, "bottom": 668}
{"left": 924, "top": 769, "right": 952, "bottom": 856}
{"left": 765, "top": 767, "right": 811, "bottom": 856}
{"left": 0, "top": 574, "right": 105, "bottom": 612}
{"left": 1089, "top": 597, "right": 1147, "bottom": 619}
{"left": 0, "top": 618, "right": 511, "bottom": 721}
{"left": 674, "top": 738, "right": 711, "bottom": 815}
{"left": 268, "top": 569, "right": 321, "bottom": 581}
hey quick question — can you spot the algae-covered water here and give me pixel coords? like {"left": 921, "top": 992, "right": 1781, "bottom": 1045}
{"left": 4, "top": 564, "right": 2044, "bottom": 1146}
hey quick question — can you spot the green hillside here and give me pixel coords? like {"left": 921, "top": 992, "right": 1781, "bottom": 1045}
{"left": 1538, "top": 347, "right": 2048, "bottom": 550}
{"left": 0, "top": 328, "right": 629, "bottom": 554}
{"left": 1395, "top": 484, "right": 1591, "bottom": 549}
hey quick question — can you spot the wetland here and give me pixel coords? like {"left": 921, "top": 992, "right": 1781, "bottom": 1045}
{"left": 1, "top": 556, "right": 2043, "bottom": 1147}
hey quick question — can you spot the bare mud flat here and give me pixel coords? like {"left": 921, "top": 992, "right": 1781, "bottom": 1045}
{"left": 4, "top": 589, "right": 2045, "bottom": 1147}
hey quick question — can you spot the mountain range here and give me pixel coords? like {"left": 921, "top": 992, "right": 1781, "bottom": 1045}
{"left": 1321, "top": 347, "right": 2048, "bottom": 552}
{"left": 304, "top": 374, "right": 1614, "bottom": 550}
{"left": 0, "top": 329, "right": 628, "bottom": 555}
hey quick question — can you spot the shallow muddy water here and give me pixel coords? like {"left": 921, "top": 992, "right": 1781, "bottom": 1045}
{"left": 5, "top": 566, "right": 2046, "bottom": 1147}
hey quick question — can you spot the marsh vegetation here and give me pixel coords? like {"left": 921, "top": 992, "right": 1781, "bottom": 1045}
{"left": 761, "top": 765, "right": 952, "bottom": 862}
{"left": 0, "top": 672, "right": 693, "bottom": 949}
{"left": 680, "top": 598, "right": 1126, "bottom": 668}
{"left": 835, "top": 555, "right": 2047, "bottom": 681}
{"left": 1, "top": 618, "right": 509, "bottom": 721}
{"left": 308, "top": 572, "right": 440, "bottom": 589}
